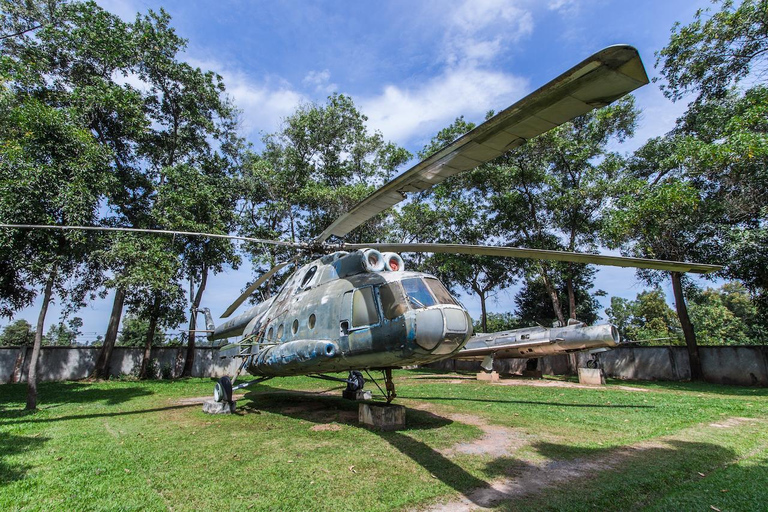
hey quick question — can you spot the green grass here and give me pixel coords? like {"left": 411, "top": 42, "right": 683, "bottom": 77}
{"left": 1, "top": 372, "right": 766, "bottom": 511}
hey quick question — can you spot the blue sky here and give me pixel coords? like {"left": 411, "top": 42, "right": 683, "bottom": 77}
{"left": 8, "top": 0, "right": 721, "bottom": 340}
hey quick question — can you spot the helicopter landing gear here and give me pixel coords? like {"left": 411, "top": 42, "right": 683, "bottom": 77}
{"left": 342, "top": 371, "right": 366, "bottom": 399}
{"left": 214, "top": 376, "right": 233, "bottom": 403}
{"left": 384, "top": 368, "right": 397, "bottom": 404}
{"left": 586, "top": 354, "right": 602, "bottom": 369}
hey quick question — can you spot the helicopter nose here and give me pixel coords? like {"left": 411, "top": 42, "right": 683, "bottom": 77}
{"left": 414, "top": 306, "right": 471, "bottom": 355}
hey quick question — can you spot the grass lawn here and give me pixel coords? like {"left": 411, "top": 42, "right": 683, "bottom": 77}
{"left": 1, "top": 371, "right": 766, "bottom": 511}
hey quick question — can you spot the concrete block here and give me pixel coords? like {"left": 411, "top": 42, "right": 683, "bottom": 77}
{"left": 344, "top": 389, "right": 372, "bottom": 400}
{"left": 358, "top": 403, "right": 406, "bottom": 431}
{"left": 522, "top": 370, "right": 543, "bottom": 379}
{"left": 476, "top": 371, "right": 500, "bottom": 382}
{"left": 203, "top": 399, "right": 236, "bottom": 414}
{"left": 578, "top": 368, "right": 605, "bottom": 385}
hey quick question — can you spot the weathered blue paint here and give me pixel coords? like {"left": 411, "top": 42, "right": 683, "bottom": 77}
{"left": 208, "top": 249, "right": 473, "bottom": 378}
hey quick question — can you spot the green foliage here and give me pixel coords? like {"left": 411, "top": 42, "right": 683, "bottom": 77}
{"left": 473, "top": 312, "right": 524, "bottom": 333}
{"left": 656, "top": 0, "right": 768, "bottom": 102}
{"left": 395, "top": 117, "right": 518, "bottom": 331}
{"left": 117, "top": 315, "right": 166, "bottom": 347}
{"left": 606, "top": 283, "right": 765, "bottom": 345}
{"left": 241, "top": 94, "right": 410, "bottom": 295}
{"left": 515, "top": 272, "right": 605, "bottom": 327}
{"left": 688, "top": 282, "right": 766, "bottom": 345}
{"left": 0, "top": 319, "right": 34, "bottom": 346}
{"left": 42, "top": 317, "right": 82, "bottom": 346}
{"left": 606, "top": 288, "right": 683, "bottom": 344}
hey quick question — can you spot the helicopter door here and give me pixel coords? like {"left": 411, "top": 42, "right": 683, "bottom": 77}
{"left": 340, "top": 290, "right": 353, "bottom": 337}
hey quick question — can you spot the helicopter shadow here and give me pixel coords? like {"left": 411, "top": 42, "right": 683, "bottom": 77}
{"left": 242, "top": 384, "right": 497, "bottom": 505}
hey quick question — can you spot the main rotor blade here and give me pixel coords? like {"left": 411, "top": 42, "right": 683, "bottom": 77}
{"left": 220, "top": 259, "right": 295, "bottom": 319}
{"left": 314, "top": 45, "right": 649, "bottom": 244}
{"left": 343, "top": 243, "right": 722, "bottom": 274}
{"left": 0, "top": 224, "right": 303, "bottom": 249}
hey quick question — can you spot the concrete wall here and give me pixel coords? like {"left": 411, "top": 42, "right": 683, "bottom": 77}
{"left": 0, "top": 346, "right": 240, "bottom": 383}
{"left": 430, "top": 345, "right": 768, "bottom": 387}
{"left": 2, "top": 345, "right": 767, "bottom": 386}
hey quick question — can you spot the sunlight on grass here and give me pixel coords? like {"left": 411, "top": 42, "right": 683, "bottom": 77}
{"left": 1, "top": 372, "right": 766, "bottom": 511}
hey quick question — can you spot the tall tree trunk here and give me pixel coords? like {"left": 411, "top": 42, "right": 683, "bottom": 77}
{"left": 540, "top": 265, "right": 566, "bottom": 326}
{"left": 26, "top": 267, "right": 56, "bottom": 410}
{"left": 91, "top": 287, "right": 125, "bottom": 379}
{"left": 139, "top": 295, "right": 161, "bottom": 380}
{"left": 479, "top": 292, "right": 487, "bottom": 333}
{"left": 183, "top": 264, "right": 208, "bottom": 377}
{"left": 671, "top": 272, "right": 704, "bottom": 381}
{"left": 566, "top": 274, "right": 577, "bottom": 320}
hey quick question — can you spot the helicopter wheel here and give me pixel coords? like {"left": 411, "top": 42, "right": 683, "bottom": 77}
{"left": 214, "top": 376, "right": 233, "bottom": 403}
{"left": 346, "top": 371, "right": 365, "bottom": 392}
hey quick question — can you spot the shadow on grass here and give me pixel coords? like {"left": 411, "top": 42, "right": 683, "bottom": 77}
{"left": 243, "top": 385, "right": 498, "bottom": 506}
{"left": 489, "top": 440, "right": 743, "bottom": 512}
{"left": 0, "top": 403, "right": 198, "bottom": 425}
{"left": 0, "top": 432, "right": 49, "bottom": 487}
{"left": 399, "top": 395, "right": 654, "bottom": 409}
{"left": 0, "top": 381, "right": 155, "bottom": 409}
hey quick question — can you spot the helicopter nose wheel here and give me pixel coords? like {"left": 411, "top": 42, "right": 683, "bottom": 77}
{"left": 347, "top": 371, "right": 365, "bottom": 392}
{"left": 214, "top": 376, "right": 233, "bottom": 403}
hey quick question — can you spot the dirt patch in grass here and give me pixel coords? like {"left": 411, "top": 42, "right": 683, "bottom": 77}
{"left": 420, "top": 416, "right": 766, "bottom": 512}
{"left": 310, "top": 423, "right": 344, "bottom": 432}
{"left": 407, "top": 403, "right": 531, "bottom": 458}
{"left": 494, "top": 377, "right": 649, "bottom": 393}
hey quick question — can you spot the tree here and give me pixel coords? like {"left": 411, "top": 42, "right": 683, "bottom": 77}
{"left": 514, "top": 270, "right": 605, "bottom": 327}
{"left": 473, "top": 312, "right": 524, "bottom": 333}
{"left": 395, "top": 117, "right": 519, "bottom": 332}
{"left": 606, "top": 289, "right": 683, "bottom": 344}
{"left": 656, "top": 0, "right": 768, "bottom": 103}
{"left": 473, "top": 98, "right": 639, "bottom": 325}
{"left": 602, "top": 144, "right": 723, "bottom": 379}
{"left": 42, "top": 317, "right": 82, "bottom": 346}
{"left": 0, "top": 81, "right": 110, "bottom": 408}
{"left": 241, "top": 94, "right": 409, "bottom": 296}
{"left": 0, "top": 320, "right": 34, "bottom": 346}
{"left": 117, "top": 315, "right": 166, "bottom": 347}
{"left": 688, "top": 282, "right": 765, "bottom": 344}
{"left": 656, "top": 0, "right": 768, "bottom": 321}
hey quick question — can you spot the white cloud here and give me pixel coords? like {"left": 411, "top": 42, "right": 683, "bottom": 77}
{"left": 303, "top": 70, "right": 338, "bottom": 95}
{"left": 443, "top": 0, "right": 534, "bottom": 66}
{"left": 360, "top": 65, "right": 529, "bottom": 145}
{"left": 547, "top": 0, "right": 581, "bottom": 13}
{"left": 187, "top": 58, "right": 306, "bottom": 138}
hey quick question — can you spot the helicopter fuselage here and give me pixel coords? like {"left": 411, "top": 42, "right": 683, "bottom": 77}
{"left": 209, "top": 250, "right": 473, "bottom": 377}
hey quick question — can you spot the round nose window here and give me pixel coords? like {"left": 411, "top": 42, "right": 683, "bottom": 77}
{"left": 277, "top": 324, "right": 284, "bottom": 339}
{"left": 267, "top": 327, "right": 274, "bottom": 340}
{"left": 291, "top": 319, "right": 299, "bottom": 335}
{"left": 308, "top": 314, "right": 316, "bottom": 329}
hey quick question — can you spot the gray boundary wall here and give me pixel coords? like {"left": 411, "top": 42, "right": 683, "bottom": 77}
{"left": 0, "top": 347, "right": 239, "bottom": 383}
{"left": 1, "top": 345, "right": 767, "bottom": 386}
{"left": 428, "top": 345, "right": 768, "bottom": 387}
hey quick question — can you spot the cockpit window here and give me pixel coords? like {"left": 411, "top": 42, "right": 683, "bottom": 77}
{"left": 379, "top": 282, "right": 408, "bottom": 320}
{"left": 401, "top": 278, "right": 437, "bottom": 309}
{"left": 425, "top": 278, "right": 458, "bottom": 306}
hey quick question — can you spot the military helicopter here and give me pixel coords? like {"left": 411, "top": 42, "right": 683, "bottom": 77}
{"left": 1, "top": 45, "right": 721, "bottom": 405}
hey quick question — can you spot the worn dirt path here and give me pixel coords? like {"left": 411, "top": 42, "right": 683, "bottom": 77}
{"left": 414, "top": 415, "right": 762, "bottom": 512}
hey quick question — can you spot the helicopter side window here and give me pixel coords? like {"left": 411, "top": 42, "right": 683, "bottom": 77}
{"left": 379, "top": 282, "right": 408, "bottom": 320}
{"left": 425, "top": 278, "right": 458, "bottom": 306}
{"left": 401, "top": 278, "right": 437, "bottom": 309}
{"left": 300, "top": 265, "right": 317, "bottom": 288}
{"left": 352, "top": 287, "right": 379, "bottom": 328}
